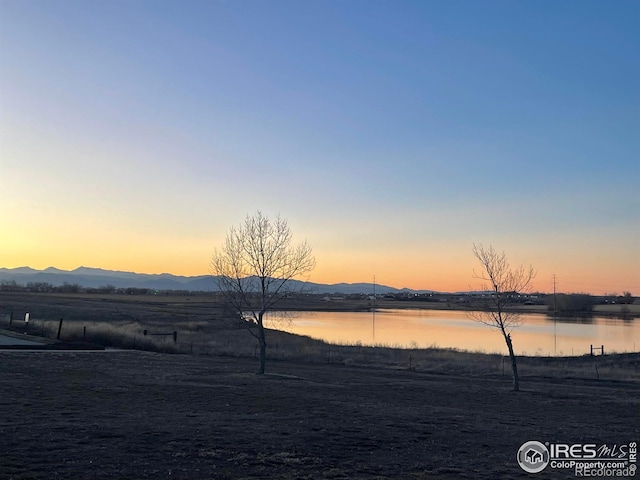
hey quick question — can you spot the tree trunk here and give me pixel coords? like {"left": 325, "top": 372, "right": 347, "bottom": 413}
{"left": 257, "top": 316, "right": 267, "bottom": 375}
{"left": 258, "top": 337, "right": 266, "bottom": 375}
{"left": 503, "top": 331, "right": 520, "bottom": 391}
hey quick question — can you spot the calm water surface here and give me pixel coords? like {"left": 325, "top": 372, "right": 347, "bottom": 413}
{"left": 266, "top": 309, "right": 639, "bottom": 356}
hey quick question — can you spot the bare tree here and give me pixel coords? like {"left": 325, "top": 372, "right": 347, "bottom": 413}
{"left": 210, "top": 211, "right": 316, "bottom": 374}
{"left": 469, "top": 244, "right": 536, "bottom": 391}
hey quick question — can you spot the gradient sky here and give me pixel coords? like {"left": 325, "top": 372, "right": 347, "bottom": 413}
{"left": 1, "top": 0, "right": 638, "bottom": 294}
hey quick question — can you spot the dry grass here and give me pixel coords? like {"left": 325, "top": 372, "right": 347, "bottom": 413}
{"left": 1, "top": 291, "right": 638, "bottom": 383}
{"left": 3, "top": 348, "right": 637, "bottom": 480}
{"left": 3, "top": 312, "right": 637, "bottom": 384}
{"left": 594, "top": 302, "right": 640, "bottom": 316}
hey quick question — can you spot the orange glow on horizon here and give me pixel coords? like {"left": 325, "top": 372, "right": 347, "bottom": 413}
{"left": 1, "top": 228, "right": 637, "bottom": 295}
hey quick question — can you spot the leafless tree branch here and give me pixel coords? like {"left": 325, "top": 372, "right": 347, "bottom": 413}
{"left": 210, "top": 211, "right": 315, "bottom": 374}
{"left": 469, "top": 243, "right": 536, "bottom": 391}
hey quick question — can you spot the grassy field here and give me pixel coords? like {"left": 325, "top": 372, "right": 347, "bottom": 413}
{"left": 2, "top": 350, "right": 639, "bottom": 480}
{"left": 1, "top": 291, "right": 638, "bottom": 381}
{"left": 1, "top": 291, "right": 639, "bottom": 479}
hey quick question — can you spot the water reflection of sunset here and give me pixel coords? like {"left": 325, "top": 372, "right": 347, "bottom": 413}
{"left": 266, "top": 310, "right": 639, "bottom": 357}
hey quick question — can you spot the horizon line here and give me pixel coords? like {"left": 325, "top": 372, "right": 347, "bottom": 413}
{"left": 1, "top": 265, "right": 633, "bottom": 297}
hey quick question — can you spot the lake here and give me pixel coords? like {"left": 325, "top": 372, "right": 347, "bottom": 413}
{"left": 265, "top": 309, "right": 639, "bottom": 356}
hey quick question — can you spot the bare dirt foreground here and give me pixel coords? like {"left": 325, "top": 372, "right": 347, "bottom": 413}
{"left": 1, "top": 351, "right": 638, "bottom": 480}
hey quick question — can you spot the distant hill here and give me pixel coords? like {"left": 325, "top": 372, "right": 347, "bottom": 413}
{"left": 0, "top": 266, "right": 437, "bottom": 295}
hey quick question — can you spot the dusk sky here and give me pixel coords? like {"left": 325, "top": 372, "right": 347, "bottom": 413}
{"left": 1, "top": 0, "right": 638, "bottom": 294}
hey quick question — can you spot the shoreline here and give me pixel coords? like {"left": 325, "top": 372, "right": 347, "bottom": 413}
{"left": 276, "top": 299, "right": 640, "bottom": 319}
{"left": 0, "top": 292, "right": 637, "bottom": 373}
{"left": 1, "top": 290, "right": 637, "bottom": 318}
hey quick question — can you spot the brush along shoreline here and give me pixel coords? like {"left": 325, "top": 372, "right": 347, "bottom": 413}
{"left": 1, "top": 293, "right": 639, "bottom": 479}
{"left": 0, "top": 291, "right": 638, "bottom": 382}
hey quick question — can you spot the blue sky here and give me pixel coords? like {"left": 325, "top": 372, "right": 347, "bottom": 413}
{"left": 1, "top": 0, "right": 638, "bottom": 293}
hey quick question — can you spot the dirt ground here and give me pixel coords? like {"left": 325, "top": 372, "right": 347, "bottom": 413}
{"left": 1, "top": 350, "right": 638, "bottom": 480}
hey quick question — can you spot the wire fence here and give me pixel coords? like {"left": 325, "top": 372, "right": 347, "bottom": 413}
{"left": 1, "top": 310, "right": 638, "bottom": 382}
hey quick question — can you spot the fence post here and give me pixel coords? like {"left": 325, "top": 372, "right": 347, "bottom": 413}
{"left": 591, "top": 345, "right": 604, "bottom": 356}
{"left": 9, "top": 311, "right": 13, "bottom": 328}
{"left": 173, "top": 331, "right": 177, "bottom": 344}
{"left": 83, "top": 326, "right": 86, "bottom": 340}
{"left": 57, "top": 318, "right": 64, "bottom": 340}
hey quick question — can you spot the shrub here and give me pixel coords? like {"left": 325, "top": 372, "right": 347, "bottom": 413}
{"left": 547, "top": 293, "right": 595, "bottom": 314}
